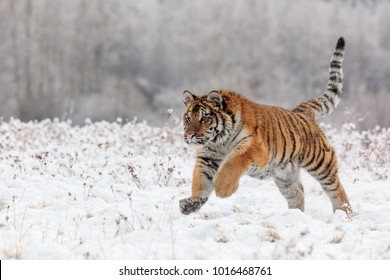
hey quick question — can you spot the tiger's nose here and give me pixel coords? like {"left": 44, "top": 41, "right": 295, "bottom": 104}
{"left": 185, "top": 133, "right": 195, "bottom": 139}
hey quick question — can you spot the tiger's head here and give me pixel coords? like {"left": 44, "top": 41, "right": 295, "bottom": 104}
{"left": 182, "top": 90, "right": 226, "bottom": 146}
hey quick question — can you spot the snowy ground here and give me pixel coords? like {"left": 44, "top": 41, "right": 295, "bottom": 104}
{"left": 0, "top": 116, "right": 389, "bottom": 260}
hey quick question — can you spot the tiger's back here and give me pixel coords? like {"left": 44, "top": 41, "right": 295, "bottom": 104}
{"left": 179, "top": 38, "right": 351, "bottom": 216}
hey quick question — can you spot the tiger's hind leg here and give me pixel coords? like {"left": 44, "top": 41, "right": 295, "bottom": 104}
{"left": 273, "top": 162, "right": 305, "bottom": 212}
{"left": 304, "top": 146, "right": 352, "bottom": 214}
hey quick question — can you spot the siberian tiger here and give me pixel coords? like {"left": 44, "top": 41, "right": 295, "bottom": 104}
{"left": 179, "top": 37, "right": 352, "bottom": 216}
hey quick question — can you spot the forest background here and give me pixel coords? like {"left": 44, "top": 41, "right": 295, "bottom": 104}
{"left": 1, "top": 0, "right": 389, "bottom": 130}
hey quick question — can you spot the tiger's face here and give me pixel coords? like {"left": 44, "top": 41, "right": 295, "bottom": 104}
{"left": 182, "top": 90, "right": 223, "bottom": 146}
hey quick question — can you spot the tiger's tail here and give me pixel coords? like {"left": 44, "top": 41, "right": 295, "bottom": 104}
{"left": 293, "top": 37, "right": 345, "bottom": 118}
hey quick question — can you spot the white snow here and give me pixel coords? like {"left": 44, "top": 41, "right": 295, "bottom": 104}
{"left": 0, "top": 117, "right": 389, "bottom": 259}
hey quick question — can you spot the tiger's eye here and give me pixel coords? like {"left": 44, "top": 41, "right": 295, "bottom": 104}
{"left": 200, "top": 114, "right": 211, "bottom": 123}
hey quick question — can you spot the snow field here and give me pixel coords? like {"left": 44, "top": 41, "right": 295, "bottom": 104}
{"left": 0, "top": 117, "right": 389, "bottom": 259}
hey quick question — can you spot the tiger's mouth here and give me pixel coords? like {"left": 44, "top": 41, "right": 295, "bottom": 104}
{"left": 184, "top": 135, "right": 209, "bottom": 146}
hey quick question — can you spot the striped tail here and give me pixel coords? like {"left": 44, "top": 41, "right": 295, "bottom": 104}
{"left": 293, "top": 37, "right": 345, "bottom": 118}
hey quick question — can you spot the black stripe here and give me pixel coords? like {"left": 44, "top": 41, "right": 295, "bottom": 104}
{"left": 230, "top": 127, "right": 242, "bottom": 145}
{"left": 301, "top": 136, "right": 322, "bottom": 169}
{"left": 303, "top": 103, "right": 320, "bottom": 115}
{"left": 321, "top": 175, "right": 337, "bottom": 186}
{"left": 322, "top": 99, "right": 329, "bottom": 114}
{"left": 192, "top": 104, "right": 200, "bottom": 113}
{"left": 326, "top": 185, "right": 339, "bottom": 192}
{"left": 221, "top": 99, "right": 227, "bottom": 110}
{"left": 330, "top": 61, "right": 341, "bottom": 68}
{"left": 318, "top": 168, "right": 334, "bottom": 184}
{"left": 265, "top": 123, "right": 271, "bottom": 150}
{"left": 308, "top": 100, "right": 322, "bottom": 110}
{"left": 301, "top": 136, "right": 314, "bottom": 167}
{"left": 198, "top": 156, "right": 209, "bottom": 164}
{"left": 298, "top": 115, "right": 314, "bottom": 159}
{"left": 214, "top": 114, "right": 219, "bottom": 130}
{"left": 327, "top": 84, "right": 339, "bottom": 94}
{"left": 301, "top": 143, "right": 316, "bottom": 168}
{"left": 230, "top": 113, "right": 236, "bottom": 127}
{"left": 206, "top": 148, "right": 217, "bottom": 155}
{"left": 211, "top": 161, "right": 220, "bottom": 171}
{"left": 319, "top": 167, "right": 338, "bottom": 185}
{"left": 316, "top": 137, "right": 328, "bottom": 159}
{"left": 285, "top": 113, "right": 298, "bottom": 159}
{"left": 316, "top": 150, "right": 335, "bottom": 181}
{"left": 307, "top": 147, "right": 326, "bottom": 173}
{"left": 280, "top": 112, "right": 294, "bottom": 160}
{"left": 299, "top": 122, "right": 310, "bottom": 143}
{"left": 316, "top": 166, "right": 333, "bottom": 183}
{"left": 324, "top": 181, "right": 340, "bottom": 193}
{"left": 323, "top": 93, "right": 335, "bottom": 106}
{"left": 271, "top": 117, "right": 277, "bottom": 161}
{"left": 293, "top": 107, "right": 306, "bottom": 113}
{"left": 198, "top": 156, "right": 219, "bottom": 171}
{"left": 221, "top": 115, "right": 226, "bottom": 131}
{"left": 234, "top": 135, "right": 250, "bottom": 149}
{"left": 294, "top": 113, "right": 311, "bottom": 143}
{"left": 201, "top": 170, "right": 213, "bottom": 181}
{"left": 280, "top": 130, "right": 287, "bottom": 164}
{"left": 212, "top": 115, "right": 221, "bottom": 143}
{"left": 294, "top": 113, "right": 313, "bottom": 164}
{"left": 312, "top": 99, "right": 324, "bottom": 107}
{"left": 299, "top": 104, "right": 317, "bottom": 114}
{"left": 273, "top": 117, "right": 286, "bottom": 164}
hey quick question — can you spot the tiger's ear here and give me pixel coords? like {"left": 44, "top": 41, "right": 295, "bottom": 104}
{"left": 183, "top": 90, "right": 196, "bottom": 106}
{"left": 207, "top": 90, "right": 223, "bottom": 109}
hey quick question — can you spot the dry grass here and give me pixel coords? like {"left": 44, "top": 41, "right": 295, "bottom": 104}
{"left": 328, "top": 232, "right": 345, "bottom": 244}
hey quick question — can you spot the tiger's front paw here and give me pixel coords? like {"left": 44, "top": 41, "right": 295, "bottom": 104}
{"left": 179, "top": 197, "right": 208, "bottom": 215}
{"left": 214, "top": 173, "right": 238, "bottom": 198}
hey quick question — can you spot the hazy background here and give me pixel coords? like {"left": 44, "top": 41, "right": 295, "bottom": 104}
{"left": 1, "top": 0, "right": 389, "bottom": 129}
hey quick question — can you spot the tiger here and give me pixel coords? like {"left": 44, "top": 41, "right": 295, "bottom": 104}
{"left": 179, "top": 37, "right": 352, "bottom": 216}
